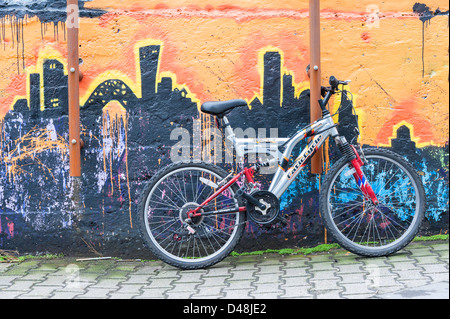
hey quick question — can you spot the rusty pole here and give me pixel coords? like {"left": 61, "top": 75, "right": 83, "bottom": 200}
{"left": 309, "top": 0, "right": 323, "bottom": 174}
{"left": 67, "top": 0, "right": 81, "bottom": 177}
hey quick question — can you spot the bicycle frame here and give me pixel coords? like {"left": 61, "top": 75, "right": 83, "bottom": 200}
{"left": 188, "top": 112, "right": 341, "bottom": 218}
{"left": 188, "top": 90, "right": 379, "bottom": 220}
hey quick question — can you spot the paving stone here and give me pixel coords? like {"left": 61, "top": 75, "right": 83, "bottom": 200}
{"left": 223, "top": 279, "right": 255, "bottom": 291}
{"left": 19, "top": 272, "right": 49, "bottom": 281}
{"left": 0, "top": 275, "right": 20, "bottom": 286}
{"left": 4, "top": 280, "right": 35, "bottom": 292}
{"left": 228, "top": 269, "right": 257, "bottom": 281}
{"left": 337, "top": 273, "right": 366, "bottom": 284}
{"left": 222, "top": 289, "right": 254, "bottom": 299}
{"left": 61, "top": 279, "right": 93, "bottom": 292}
{"left": 282, "top": 267, "right": 309, "bottom": 277}
{"left": 389, "top": 260, "right": 422, "bottom": 271}
{"left": 122, "top": 274, "right": 152, "bottom": 285}
{"left": 256, "top": 264, "right": 282, "bottom": 274}
{"left": 309, "top": 262, "right": 337, "bottom": 272}
{"left": 34, "top": 276, "right": 66, "bottom": 287}
{"left": 165, "top": 291, "right": 195, "bottom": 299}
{"left": 399, "top": 278, "right": 431, "bottom": 288}
{"left": 146, "top": 278, "right": 176, "bottom": 289}
{"left": 133, "top": 265, "right": 162, "bottom": 275}
{"left": 429, "top": 243, "right": 449, "bottom": 251}
{"left": 0, "top": 264, "right": 13, "bottom": 273}
{"left": 280, "top": 276, "right": 309, "bottom": 287}
{"left": 281, "top": 286, "right": 311, "bottom": 298}
{"left": 259, "top": 256, "right": 282, "bottom": 266}
{"left": 88, "top": 278, "right": 124, "bottom": 289}
{"left": 255, "top": 273, "right": 281, "bottom": 283}
{"left": 334, "top": 263, "right": 364, "bottom": 274}
{"left": 175, "top": 271, "right": 205, "bottom": 283}
{"left": 315, "top": 290, "right": 343, "bottom": 299}
{"left": 376, "top": 285, "right": 406, "bottom": 294}
{"left": 251, "top": 282, "right": 282, "bottom": 294}
{"left": 340, "top": 282, "right": 376, "bottom": 295}
{"left": 195, "top": 285, "right": 226, "bottom": 297}
{"left": 18, "top": 286, "right": 56, "bottom": 298}
{"left": 423, "top": 272, "right": 449, "bottom": 282}
{"left": 252, "top": 292, "right": 282, "bottom": 299}
{"left": 166, "top": 282, "right": 199, "bottom": 293}
{"left": 200, "top": 276, "right": 229, "bottom": 287}
{"left": 49, "top": 291, "right": 83, "bottom": 299}
{"left": 436, "top": 250, "right": 449, "bottom": 261}
{"left": 282, "top": 256, "right": 309, "bottom": 268}
{"left": 75, "top": 288, "right": 114, "bottom": 299}
{"left": 114, "top": 284, "right": 142, "bottom": 294}
{"left": 419, "top": 263, "right": 449, "bottom": 274}
{"left": 309, "top": 270, "right": 337, "bottom": 280}
{"left": 203, "top": 267, "right": 231, "bottom": 277}
{"left": 392, "top": 269, "right": 429, "bottom": 281}
{"left": 310, "top": 279, "right": 342, "bottom": 292}
{"left": 135, "top": 288, "right": 169, "bottom": 298}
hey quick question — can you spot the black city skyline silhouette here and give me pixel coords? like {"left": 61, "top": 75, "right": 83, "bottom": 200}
{"left": 7, "top": 45, "right": 425, "bottom": 162}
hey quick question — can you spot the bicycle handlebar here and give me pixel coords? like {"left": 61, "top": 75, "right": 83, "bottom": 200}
{"left": 318, "top": 76, "right": 351, "bottom": 113}
{"left": 329, "top": 76, "right": 351, "bottom": 89}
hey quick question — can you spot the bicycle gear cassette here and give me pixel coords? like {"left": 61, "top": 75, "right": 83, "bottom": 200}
{"left": 246, "top": 191, "right": 280, "bottom": 225}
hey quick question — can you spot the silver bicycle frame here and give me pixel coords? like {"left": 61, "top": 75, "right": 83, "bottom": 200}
{"left": 222, "top": 113, "right": 343, "bottom": 199}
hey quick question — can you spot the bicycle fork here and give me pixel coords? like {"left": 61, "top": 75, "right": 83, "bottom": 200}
{"left": 346, "top": 144, "right": 379, "bottom": 205}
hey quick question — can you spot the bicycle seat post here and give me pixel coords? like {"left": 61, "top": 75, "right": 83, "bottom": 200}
{"left": 222, "top": 116, "right": 241, "bottom": 159}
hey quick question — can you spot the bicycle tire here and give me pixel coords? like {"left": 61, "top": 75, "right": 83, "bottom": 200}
{"left": 320, "top": 148, "right": 426, "bottom": 257}
{"left": 138, "top": 162, "right": 246, "bottom": 269}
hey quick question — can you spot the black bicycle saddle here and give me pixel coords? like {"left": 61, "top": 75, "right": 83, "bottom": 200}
{"left": 201, "top": 99, "right": 248, "bottom": 117}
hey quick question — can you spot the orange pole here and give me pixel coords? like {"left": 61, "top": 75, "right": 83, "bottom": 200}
{"left": 309, "top": 0, "right": 323, "bottom": 174}
{"left": 67, "top": 0, "right": 81, "bottom": 177}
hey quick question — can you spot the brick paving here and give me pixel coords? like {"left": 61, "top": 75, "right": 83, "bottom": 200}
{"left": 0, "top": 240, "right": 448, "bottom": 299}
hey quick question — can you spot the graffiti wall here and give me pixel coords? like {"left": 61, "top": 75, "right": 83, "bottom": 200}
{"left": 0, "top": 0, "right": 448, "bottom": 257}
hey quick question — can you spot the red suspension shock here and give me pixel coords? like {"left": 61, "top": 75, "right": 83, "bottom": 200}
{"left": 349, "top": 145, "right": 379, "bottom": 205}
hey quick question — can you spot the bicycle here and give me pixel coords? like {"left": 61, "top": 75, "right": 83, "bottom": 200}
{"left": 138, "top": 75, "right": 426, "bottom": 270}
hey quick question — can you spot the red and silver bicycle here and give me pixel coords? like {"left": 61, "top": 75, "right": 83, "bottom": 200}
{"left": 138, "top": 76, "right": 426, "bottom": 270}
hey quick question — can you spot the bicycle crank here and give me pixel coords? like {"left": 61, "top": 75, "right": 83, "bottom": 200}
{"left": 246, "top": 191, "right": 280, "bottom": 225}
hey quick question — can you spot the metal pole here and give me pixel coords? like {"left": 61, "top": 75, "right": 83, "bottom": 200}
{"left": 67, "top": 0, "right": 81, "bottom": 177}
{"left": 66, "top": 0, "right": 83, "bottom": 221}
{"left": 309, "top": 0, "right": 323, "bottom": 174}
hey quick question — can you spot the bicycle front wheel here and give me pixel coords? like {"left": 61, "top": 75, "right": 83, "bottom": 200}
{"left": 320, "top": 148, "right": 426, "bottom": 257}
{"left": 138, "top": 162, "right": 246, "bottom": 269}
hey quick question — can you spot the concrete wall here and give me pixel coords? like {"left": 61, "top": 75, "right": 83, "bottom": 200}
{"left": 0, "top": 0, "right": 448, "bottom": 257}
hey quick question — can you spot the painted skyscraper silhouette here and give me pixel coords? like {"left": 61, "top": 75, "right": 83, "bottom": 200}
{"left": 247, "top": 51, "right": 311, "bottom": 137}
{"left": 140, "top": 45, "right": 161, "bottom": 101}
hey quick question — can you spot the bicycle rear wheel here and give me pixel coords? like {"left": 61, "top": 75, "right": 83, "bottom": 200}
{"left": 320, "top": 148, "right": 426, "bottom": 257}
{"left": 138, "top": 162, "right": 246, "bottom": 269}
